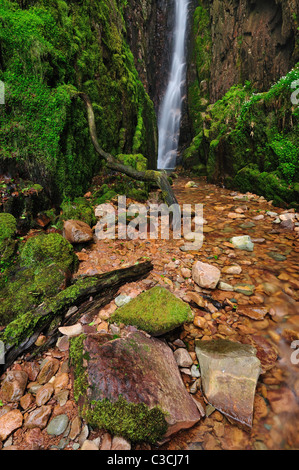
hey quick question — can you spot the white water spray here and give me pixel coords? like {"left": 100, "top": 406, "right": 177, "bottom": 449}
{"left": 157, "top": 0, "right": 189, "bottom": 170}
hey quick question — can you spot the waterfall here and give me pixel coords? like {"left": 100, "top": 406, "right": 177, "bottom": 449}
{"left": 157, "top": 0, "right": 189, "bottom": 170}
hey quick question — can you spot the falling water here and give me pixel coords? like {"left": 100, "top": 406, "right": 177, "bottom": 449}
{"left": 157, "top": 0, "right": 189, "bottom": 170}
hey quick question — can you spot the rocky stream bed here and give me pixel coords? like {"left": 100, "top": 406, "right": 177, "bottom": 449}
{"left": 0, "top": 176, "right": 299, "bottom": 451}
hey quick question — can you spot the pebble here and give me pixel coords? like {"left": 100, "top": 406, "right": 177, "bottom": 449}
{"left": 47, "top": 414, "right": 69, "bottom": 436}
{"left": 230, "top": 235, "right": 254, "bottom": 252}
{"left": 0, "top": 410, "right": 23, "bottom": 441}
{"left": 173, "top": 348, "right": 193, "bottom": 368}
{"left": 115, "top": 294, "right": 132, "bottom": 307}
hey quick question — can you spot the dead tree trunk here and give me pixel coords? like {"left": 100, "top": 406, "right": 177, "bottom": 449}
{"left": 1, "top": 261, "right": 153, "bottom": 372}
{"left": 78, "top": 92, "right": 179, "bottom": 208}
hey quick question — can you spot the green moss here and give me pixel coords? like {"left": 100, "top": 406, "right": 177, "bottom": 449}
{"left": 110, "top": 286, "right": 194, "bottom": 336}
{"left": 0, "top": 0, "right": 157, "bottom": 200}
{"left": 69, "top": 334, "right": 89, "bottom": 401}
{"left": 84, "top": 396, "right": 168, "bottom": 444}
{"left": 0, "top": 213, "right": 17, "bottom": 282}
{"left": 0, "top": 213, "right": 17, "bottom": 242}
{"left": 20, "top": 232, "right": 77, "bottom": 272}
{"left": 69, "top": 334, "right": 168, "bottom": 443}
{"left": 116, "top": 153, "right": 147, "bottom": 172}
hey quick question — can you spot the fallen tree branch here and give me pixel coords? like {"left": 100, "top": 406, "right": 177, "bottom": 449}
{"left": 1, "top": 260, "right": 153, "bottom": 372}
{"left": 77, "top": 92, "right": 179, "bottom": 208}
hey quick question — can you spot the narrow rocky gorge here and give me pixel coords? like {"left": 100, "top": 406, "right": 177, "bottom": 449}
{"left": 0, "top": 0, "right": 298, "bottom": 453}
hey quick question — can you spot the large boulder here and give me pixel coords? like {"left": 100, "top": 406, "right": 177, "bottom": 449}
{"left": 109, "top": 286, "right": 194, "bottom": 336}
{"left": 195, "top": 339, "right": 261, "bottom": 429}
{"left": 70, "top": 331, "right": 201, "bottom": 443}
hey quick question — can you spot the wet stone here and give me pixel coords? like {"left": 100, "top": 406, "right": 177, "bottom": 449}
{"left": 195, "top": 339, "right": 261, "bottom": 429}
{"left": 47, "top": 414, "right": 69, "bottom": 436}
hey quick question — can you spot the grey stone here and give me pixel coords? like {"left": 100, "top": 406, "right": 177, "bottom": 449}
{"left": 195, "top": 339, "right": 261, "bottom": 429}
{"left": 47, "top": 414, "right": 69, "bottom": 436}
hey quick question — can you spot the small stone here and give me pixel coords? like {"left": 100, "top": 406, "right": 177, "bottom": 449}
{"left": 181, "top": 267, "right": 192, "bottom": 278}
{"left": 267, "top": 252, "right": 286, "bottom": 261}
{"left": 78, "top": 425, "right": 89, "bottom": 446}
{"left": 56, "top": 335, "right": 69, "bottom": 352}
{"left": 173, "top": 348, "right": 193, "bottom": 368}
{"left": 111, "top": 435, "right": 131, "bottom": 450}
{"left": 58, "top": 323, "right": 83, "bottom": 337}
{"left": 35, "top": 335, "right": 47, "bottom": 347}
{"left": 192, "top": 261, "right": 221, "bottom": 289}
{"left": 0, "top": 410, "right": 23, "bottom": 441}
{"left": 69, "top": 416, "right": 81, "bottom": 440}
{"left": 24, "top": 428, "right": 45, "bottom": 450}
{"left": 37, "top": 358, "right": 60, "bottom": 385}
{"left": 35, "top": 383, "right": 54, "bottom": 406}
{"left": 217, "top": 281, "right": 234, "bottom": 291}
{"left": 20, "top": 393, "right": 35, "bottom": 410}
{"left": 230, "top": 236, "right": 254, "bottom": 252}
{"left": 191, "top": 364, "right": 200, "bottom": 378}
{"left": 100, "top": 432, "right": 112, "bottom": 450}
{"left": 238, "top": 306, "right": 268, "bottom": 320}
{"left": 47, "top": 414, "right": 69, "bottom": 436}
{"left": 81, "top": 440, "right": 99, "bottom": 450}
{"left": 173, "top": 339, "right": 186, "bottom": 348}
{"left": 234, "top": 284, "right": 255, "bottom": 296}
{"left": 185, "top": 181, "right": 197, "bottom": 188}
{"left": 24, "top": 406, "right": 52, "bottom": 430}
{"left": 63, "top": 220, "right": 93, "bottom": 244}
{"left": 222, "top": 265, "right": 242, "bottom": 275}
{"left": 115, "top": 294, "right": 132, "bottom": 307}
{"left": 53, "top": 373, "right": 69, "bottom": 392}
{"left": 193, "top": 316, "right": 206, "bottom": 329}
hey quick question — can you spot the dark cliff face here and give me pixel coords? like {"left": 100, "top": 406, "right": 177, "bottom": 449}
{"left": 183, "top": 0, "right": 299, "bottom": 205}
{"left": 208, "top": 0, "right": 299, "bottom": 102}
{"left": 124, "top": 0, "right": 175, "bottom": 112}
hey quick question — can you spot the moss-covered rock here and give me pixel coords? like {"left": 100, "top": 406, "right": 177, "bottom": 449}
{"left": 0, "top": 0, "right": 157, "bottom": 200}
{"left": 185, "top": 65, "right": 299, "bottom": 205}
{"left": 0, "top": 232, "right": 78, "bottom": 328}
{"left": 20, "top": 232, "right": 78, "bottom": 273}
{"left": 109, "top": 286, "right": 194, "bottom": 336}
{"left": 69, "top": 330, "right": 200, "bottom": 443}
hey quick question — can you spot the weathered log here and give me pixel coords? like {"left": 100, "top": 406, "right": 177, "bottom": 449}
{"left": 78, "top": 92, "right": 179, "bottom": 209}
{"left": 0, "top": 260, "right": 153, "bottom": 372}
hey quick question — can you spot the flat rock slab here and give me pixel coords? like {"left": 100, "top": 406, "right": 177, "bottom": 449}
{"left": 195, "top": 339, "right": 261, "bottom": 429}
{"left": 81, "top": 331, "right": 201, "bottom": 439}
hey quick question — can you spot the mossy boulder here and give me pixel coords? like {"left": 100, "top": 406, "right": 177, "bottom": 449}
{"left": 20, "top": 232, "right": 78, "bottom": 273}
{"left": 69, "top": 331, "right": 200, "bottom": 443}
{"left": 109, "top": 286, "right": 194, "bottom": 336}
{"left": 60, "top": 198, "right": 96, "bottom": 228}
